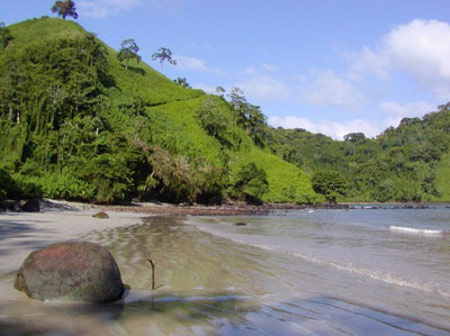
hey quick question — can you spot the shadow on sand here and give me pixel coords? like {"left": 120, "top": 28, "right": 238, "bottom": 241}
{"left": 1, "top": 292, "right": 448, "bottom": 335}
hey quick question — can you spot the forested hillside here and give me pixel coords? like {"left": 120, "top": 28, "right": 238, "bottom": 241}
{"left": 1, "top": 17, "right": 448, "bottom": 205}
{"left": 0, "top": 17, "right": 317, "bottom": 204}
{"left": 269, "top": 105, "right": 450, "bottom": 202}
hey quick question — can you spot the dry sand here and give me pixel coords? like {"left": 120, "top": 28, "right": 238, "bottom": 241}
{"left": 0, "top": 206, "right": 145, "bottom": 274}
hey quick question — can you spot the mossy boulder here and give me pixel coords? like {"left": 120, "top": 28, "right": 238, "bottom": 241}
{"left": 92, "top": 211, "right": 109, "bottom": 219}
{"left": 15, "top": 242, "right": 124, "bottom": 303}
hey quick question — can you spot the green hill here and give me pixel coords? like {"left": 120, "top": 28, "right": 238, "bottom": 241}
{"left": 0, "top": 17, "right": 316, "bottom": 204}
{"left": 268, "top": 107, "right": 450, "bottom": 202}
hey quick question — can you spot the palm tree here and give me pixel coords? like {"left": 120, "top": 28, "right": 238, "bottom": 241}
{"left": 51, "top": 1, "right": 78, "bottom": 20}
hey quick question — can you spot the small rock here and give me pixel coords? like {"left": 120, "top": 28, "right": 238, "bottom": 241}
{"left": 15, "top": 242, "right": 124, "bottom": 303}
{"left": 93, "top": 211, "right": 109, "bottom": 219}
{"left": 235, "top": 222, "right": 247, "bottom": 226}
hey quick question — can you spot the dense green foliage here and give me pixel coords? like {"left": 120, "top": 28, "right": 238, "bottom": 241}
{"left": 0, "top": 22, "right": 13, "bottom": 50}
{"left": 269, "top": 106, "right": 450, "bottom": 202}
{"left": 0, "top": 18, "right": 316, "bottom": 204}
{"left": 312, "top": 170, "right": 347, "bottom": 203}
{"left": 232, "top": 162, "right": 268, "bottom": 203}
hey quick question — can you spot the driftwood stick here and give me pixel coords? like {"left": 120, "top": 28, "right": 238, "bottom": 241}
{"left": 147, "top": 259, "right": 156, "bottom": 290}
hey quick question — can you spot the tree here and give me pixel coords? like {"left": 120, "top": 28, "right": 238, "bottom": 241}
{"left": 173, "top": 77, "right": 190, "bottom": 88}
{"left": 51, "top": 1, "right": 78, "bottom": 20}
{"left": 438, "top": 102, "right": 450, "bottom": 111}
{"left": 117, "top": 39, "right": 141, "bottom": 70}
{"left": 312, "top": 170, "right": 347, "bottom": 204}
{"left": 152, "top": 47, "right": 177, "bottom": 67}
{"left": 0, "top": 22, "right": 13, "bottom": 50}
{"left": 228, "top": 87, "right": 248, "bottom": 126}
{"left": 233, "top": 162, "right": 268, "bottom": 203}
{"left": 227, "top": 87, "right": 266, "bottom": 142}
{"left": 196, "top": 96, "right": 228, "bottom": 139}
{"left": 215, "top": 86, "right": 226, "bottom": 98}
{"left": 244, "top": 104, "right": 267, "bottom": 142}
{"left": 344, "top": 132, "right": 366, "bottom": 143}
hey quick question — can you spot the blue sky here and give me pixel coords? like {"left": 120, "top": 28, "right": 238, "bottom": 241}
{"left": 1, "top": 0, "right": 449, "bottom": 139}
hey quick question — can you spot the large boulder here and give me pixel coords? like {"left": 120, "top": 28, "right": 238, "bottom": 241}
{"left": 21, "top": 199, "right": 40, "bottom": 212}
{"left": 15, "top": 242, "right": 125, "bottom": 303}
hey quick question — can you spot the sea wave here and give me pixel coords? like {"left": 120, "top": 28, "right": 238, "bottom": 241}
{"left": 389, "top": 226, "right": 444, "bottom": 235}
{"left": 190, "top": 220, "right": 449, "bottom": 298}
{"left": 256, "top": 244, "right": 450, "bottom": 298}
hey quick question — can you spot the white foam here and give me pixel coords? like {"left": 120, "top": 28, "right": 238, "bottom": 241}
{"left": 255, "top": 244, "right": 450, "bottom": 298}
{"left": 389, "top": 226, "right": 443, "bottom": 235}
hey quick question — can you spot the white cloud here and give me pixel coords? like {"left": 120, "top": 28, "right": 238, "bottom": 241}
{"left": 269, "top": 116, "right": 380, "bottom": 140}
{"left": 243, "top": 63, "right": 277, "bottom": 75}
{"left": 193, "top": 83, "right": 217, "bottom": 94}
{"left": 299, "top": 70, "right": 364, "bottom": 108}
{"left": 244, "top": 66, "right": 256, "bottom": 75}
{"left": 261, "top": 63, "right": 278, "bottom": 72}
{"left": 237, "top": 76, "right": 290, "bottom": 102}
{"left": 380, "top": 101, "right": 434, "bottom": 128}
{"left": 175, "top": 55, "right": 210, "bottom": 72}
{"left": 79, "top": 0, "right": 141, "bottom": 18}
{"left": 352, "top": 19, "right": 450, "bottom": 99}
{"left": 380, "top": 101, "right": 434, "bottom": 117}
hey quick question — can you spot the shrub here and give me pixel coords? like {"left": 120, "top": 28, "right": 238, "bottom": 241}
{"left": 233, "top": 162, "right": 268, "bottom": 203}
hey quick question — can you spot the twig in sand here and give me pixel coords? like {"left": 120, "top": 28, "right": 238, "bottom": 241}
{"left": 147, "top": 258, "right": 156, "bottom": 290}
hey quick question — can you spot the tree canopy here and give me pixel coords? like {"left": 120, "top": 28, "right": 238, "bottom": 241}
{"left": 51, "top": 1, "right": 78, "bottom": 20}
{"left": 152, "top": 47, "right": 177, "bottom": 67}
{"left": 173, "top": 77, "right": 191, "bottom": 88}
{"left": 117, "top": 38, "right": 141, "bottom": 70}
{"left": 312, "top": 171, "right": 347, "bottom": 203}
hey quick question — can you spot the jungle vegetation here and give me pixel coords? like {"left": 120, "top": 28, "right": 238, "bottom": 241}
{"left": 0, "top": 18, "right": 316, "bottom": 204}
{"left": 268, "top": 105, "right": 450, "bottom": 202}
{"left": 0, "top": 18, "right": 449, "bottom": 204}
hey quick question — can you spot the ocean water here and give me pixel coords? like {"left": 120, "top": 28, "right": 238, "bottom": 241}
{"left": 193, "top": 208, "right": 450, "bottom": 298}
{"left": 1, "top": 209, "right": 449, "bottom": 335}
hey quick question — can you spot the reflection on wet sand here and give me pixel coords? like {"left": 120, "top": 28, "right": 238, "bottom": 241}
{"left": 80, "top": 216, "right": 278, "bottom": 294}
{"left": 0, "top": 291, "right": 258, "bottom": 335}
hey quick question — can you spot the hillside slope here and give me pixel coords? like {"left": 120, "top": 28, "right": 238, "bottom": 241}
{"left": 269, "top": 107, "right": 450, "bottom": 202}
{"left": 0, "top": 18, "right": 316, "bottom": 204}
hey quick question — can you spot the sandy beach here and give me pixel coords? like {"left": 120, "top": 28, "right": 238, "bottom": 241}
{"left": 1, "top": 204, "right": 449, "bottom": 335}
{"left": 0, "top": 206, "right": 144, "bottom": 274}
{"left": 0, "top": 207, "right": 264, "bottom": 335}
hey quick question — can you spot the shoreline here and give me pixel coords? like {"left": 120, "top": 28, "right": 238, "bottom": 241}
{"left": 97, "top": 200, "right": 450, "bottom": 216}
{"left": 3, "top": 198, "right": 450, "bottom": 218}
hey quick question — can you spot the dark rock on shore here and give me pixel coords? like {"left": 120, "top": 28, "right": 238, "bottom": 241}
{"left": 0, "top": 200, "right": 21, "bottom": 212}
{"left": 21, "top": 199, "right": 40, "bottom": 212}
{"left": 93, "top": 211, "right": 109, "bottom": 219}
{"left": 314, "top": 203, "right": 349, "bottom": 210}
{"left": 234, "top": 222, "right": 247, "bottom": 226}
{"left": 15, "top": 242, "right": 124, "bottom": 303}
{"left": 0, "top": 199, "right": 40, "bottom": 212}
